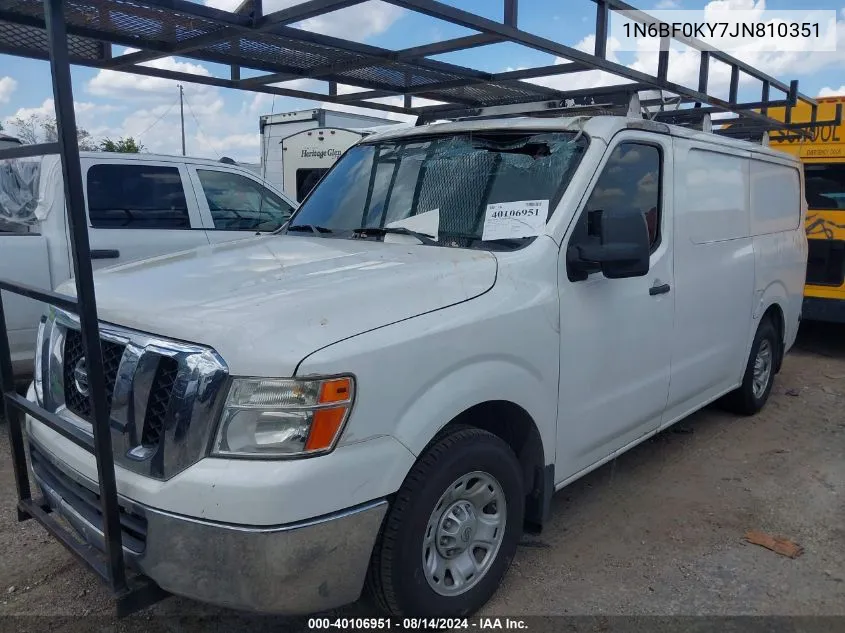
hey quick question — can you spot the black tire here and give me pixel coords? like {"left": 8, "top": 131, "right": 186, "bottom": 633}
{"left": 721, "top": 317, "right": 778, "bottom": 415}
{"left": 366, "top": 426, "right": 524, "bottom": 617}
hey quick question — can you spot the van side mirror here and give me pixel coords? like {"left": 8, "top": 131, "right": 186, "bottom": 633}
{"left": 567, "top": 210, "right": 650, "bottom": 280}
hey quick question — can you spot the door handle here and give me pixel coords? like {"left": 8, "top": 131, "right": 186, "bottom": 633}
{"left": 649, "top": 282, "right": 671, "bottom": 296}
{"left": 90, "top": 249, "right": 120, "bottom": 260}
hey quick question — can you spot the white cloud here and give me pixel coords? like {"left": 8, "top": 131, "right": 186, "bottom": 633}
{"left": 819, "top": 85, "right": 845, "bottom": 97}
{"left": 654, "top": 0, "right": 680, "bottom": 8}
{"left": 87, "top": 50, "right": 215, "bottom": 100}
{"left": 2, "top": 98, "right": 123, "bottom": 135}
{"left": 204, "top": 0, "right": 402, "bottom": 40}
{"left": 0, "top": 76, "right": 17, "bottom": 104}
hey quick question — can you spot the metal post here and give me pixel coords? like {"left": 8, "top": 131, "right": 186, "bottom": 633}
{"left": 594, "top": 0, "right": 608, "bottom": 58}
{"left": 761, "top": 80, "right": 769, "bottom": 116}
{"left": 657, "top": 37, "right": 669, "bottom": 81}
{"left": 179, "top": 84, "right": 186, "bottom": 157}
{"left": 43, "top": 0, "right": 127, "bottom": 593}
{"left": 0, "top": 294, "right": 32, "bottom": 522}
{"left": 729, "top": 65, "right": 739, "bottom": 105}
{"left": 695, "top": 50, "right": 709, "bottom": 108}
{"left": 503, "top": 0, "right": 517, "bottom": 26}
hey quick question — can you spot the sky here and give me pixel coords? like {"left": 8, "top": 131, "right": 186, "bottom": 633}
{"left": 1, "top": 0, "right": 844, "bottom": 163}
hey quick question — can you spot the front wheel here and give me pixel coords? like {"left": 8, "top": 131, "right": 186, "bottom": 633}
{"left": 721, "top": 317, "right": 778, "bottom": 415}
{"left": 367, "top": 427, "right": 524, "bottom": 617}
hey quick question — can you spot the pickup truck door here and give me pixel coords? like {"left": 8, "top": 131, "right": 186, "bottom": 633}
{"left": 82, "top": 158, "right": 210, "bottom": 269}
{"left": 556, "top": 133, "right": 675, "bottom": 482}
{"left": 187, "top": 166, "right": 296, "bottom": 244}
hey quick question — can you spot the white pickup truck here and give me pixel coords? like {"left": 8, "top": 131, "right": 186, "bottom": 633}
{"left": 1, "top": 152, "right": 295, "bottom": 375}
{"left": 24, "top": 115, "right": 805, "bottom": 617}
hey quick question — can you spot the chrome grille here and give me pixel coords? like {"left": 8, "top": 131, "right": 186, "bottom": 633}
{"left": 38, "top": 308, "right": 229, "bottom": 480}
{"left": 61, "top": 328, "right": 125, "bottom": 420}
{"left": 141, "top": 355, "right": 178, "bottom": 447}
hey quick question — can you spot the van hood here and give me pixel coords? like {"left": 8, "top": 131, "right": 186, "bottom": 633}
{"left": 57, "top": 236, "right": 497, "bottom": 376}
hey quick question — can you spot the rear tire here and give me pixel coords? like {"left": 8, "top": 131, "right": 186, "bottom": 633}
{"left": 367, "top": 427, "right": 524, "bottom": 617}
{"left": 722, "top": 317, "right": 778, "bottom": 415}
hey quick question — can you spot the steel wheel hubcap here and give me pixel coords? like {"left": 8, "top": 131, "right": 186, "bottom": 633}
{"left": 752, "top": 338, "right": 773, "bottom": 399}
{"left": 422, "top": 471, "right": 506, "bottom": 597}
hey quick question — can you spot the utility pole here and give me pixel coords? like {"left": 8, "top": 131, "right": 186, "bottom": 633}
{"left": 178, "top": 84, "right": 185, "bottom": 156}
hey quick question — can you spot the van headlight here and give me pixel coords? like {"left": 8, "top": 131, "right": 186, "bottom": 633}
{"left": 211, "top": 376, "right": 354, "bottom": 458}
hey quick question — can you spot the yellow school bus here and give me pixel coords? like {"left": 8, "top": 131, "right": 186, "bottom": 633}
{"left": 768, "top": 96, "right": 845, "bottom": 323}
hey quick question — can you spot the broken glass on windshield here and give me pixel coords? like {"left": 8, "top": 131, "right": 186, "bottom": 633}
{"left": 285, "top": 131, "right": 588, "bottom": 250}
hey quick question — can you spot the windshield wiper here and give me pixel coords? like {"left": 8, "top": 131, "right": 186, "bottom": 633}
{"left": 353, "top": 226, "right": 438, "bottom": 246}
{"left": 285, "top": 224, "right": 334, "bottom": 236}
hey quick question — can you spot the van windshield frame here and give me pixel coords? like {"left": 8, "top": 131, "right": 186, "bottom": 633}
{"left": 282, "top": 130, "right": 589, "bottom": 251}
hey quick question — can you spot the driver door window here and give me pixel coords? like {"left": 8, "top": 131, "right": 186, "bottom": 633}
{"left": 577, "top": 142, "right": 662, "bottom": 249}
{"left": 196, "top": 169, "right": 294, "bottom": 233}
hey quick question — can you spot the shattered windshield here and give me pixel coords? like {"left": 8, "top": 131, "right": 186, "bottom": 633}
{"left": 284, "top": 131, "right": 588, "bottom": 250}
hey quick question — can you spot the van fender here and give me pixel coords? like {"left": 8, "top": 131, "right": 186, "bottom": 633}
{"left": 748, "top": 280, "right": 788, "bottom": 365}
{"left": 391, "top": 355, "right": 556, "bottom": 464}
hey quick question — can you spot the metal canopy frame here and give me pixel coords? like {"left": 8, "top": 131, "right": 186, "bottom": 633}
{"left": 0, "top": 0, "right": 840, "bottom": 619}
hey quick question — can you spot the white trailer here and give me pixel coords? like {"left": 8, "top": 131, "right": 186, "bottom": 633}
{"left": 259, "top": 108, "right": 405, "bottom": 201}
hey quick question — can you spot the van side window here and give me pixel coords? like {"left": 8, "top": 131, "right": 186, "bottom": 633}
{"left": 197, "top": 169, "right": 295, "bottom": 232}
{"left": 583, "top": 142, "right": 662, "bottom": 249}
{"left": 87, "top": 164, "right": 190, "bottom": 229}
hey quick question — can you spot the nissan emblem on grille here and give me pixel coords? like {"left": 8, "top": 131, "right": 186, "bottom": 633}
{"left": 73, "top": 356, "right": 89, "bottom": 397}
{"left": 40, "top": 309, "right": 229, "bottom": 480}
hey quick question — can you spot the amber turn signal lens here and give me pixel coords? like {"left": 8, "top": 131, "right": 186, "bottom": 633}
{"left": 305, "top": 406, "right": 347, "bottom": 451}
{"left": 318, "top": 378, "right": 352, "bottom": 404}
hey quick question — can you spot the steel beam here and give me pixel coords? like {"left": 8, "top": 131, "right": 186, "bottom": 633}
{"left": 589, "top": 0, "right": 816, "bottom": 106}
{"left": 395, "top": 34, "right": 501, "bottom": 59}
{"left": 105, "top": 0, "right": 366, "bottom": 68}
{"left": 594, "top": 0, "right": 609, "bottom": 58}
{"left": 44, "top": 0, "right": 126, "bottom": 593}
{"left": 383, "top": 0, "right": 809, "bottom": 130}
{"left": 0, "top": 141, "right": 59, "bottom": 159}
{"left": 504, "top": 0, "right": 517, "bottom": 27}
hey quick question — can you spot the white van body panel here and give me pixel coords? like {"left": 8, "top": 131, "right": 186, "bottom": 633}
{"left": 663, "top": 140, "right": 757, "bottom": 422}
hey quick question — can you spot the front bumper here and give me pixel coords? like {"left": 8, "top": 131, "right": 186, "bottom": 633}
{"left": 28, "top": 436, "right": 388, "bottom": 614}
{"left": 802, "top": 296, "right": 845, "bottom": 324}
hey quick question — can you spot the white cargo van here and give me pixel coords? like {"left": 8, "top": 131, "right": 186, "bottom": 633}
{"left": 1, "top": 152, "right": 296, "bottom": 375}
{"left": 24, "top": 115, "right": 805, "bottom": 617}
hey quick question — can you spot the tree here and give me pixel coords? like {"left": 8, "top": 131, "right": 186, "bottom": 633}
{"left": 99, "top": 137, "right": 144, "bottom": 153}
{"left": 10, "top": 113, "right": 98, "bottom": 150}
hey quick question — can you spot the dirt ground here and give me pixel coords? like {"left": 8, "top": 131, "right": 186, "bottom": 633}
{"left": 0, "top": 322, "right": 843, "bottom": 630}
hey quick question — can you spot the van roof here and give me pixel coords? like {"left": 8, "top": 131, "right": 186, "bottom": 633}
{"left": 364, "top": 115, "right": 801, "bottom": 163}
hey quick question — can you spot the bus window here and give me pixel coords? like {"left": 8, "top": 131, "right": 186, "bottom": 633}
{"left": 805, "top": 163, "right": 845, "bottom": 210}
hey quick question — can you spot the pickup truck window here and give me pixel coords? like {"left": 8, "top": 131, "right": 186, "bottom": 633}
{"left": 197, "top": 169, "right": 295, "bottom": 231}
{"left": 285, "top": 131, "right": 587, "bottom": 250}
{"left": 87, "top": 164, "right": 190, "bottom": 229}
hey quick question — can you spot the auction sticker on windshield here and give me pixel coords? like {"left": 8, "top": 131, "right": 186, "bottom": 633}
{"left": 482, "top": 200, "right": 549, "bottom": 241}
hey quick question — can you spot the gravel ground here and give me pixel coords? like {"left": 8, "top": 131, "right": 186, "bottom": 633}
{"left": 0, "top": 322, "right": 843, "bottom": 631}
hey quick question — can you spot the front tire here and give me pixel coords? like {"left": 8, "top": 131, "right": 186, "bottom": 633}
{"left": 367, "top": 427, "right": 524, "bottom": 617}
{"left": 722, "top": 317, "right": 778, "bottom": 415}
